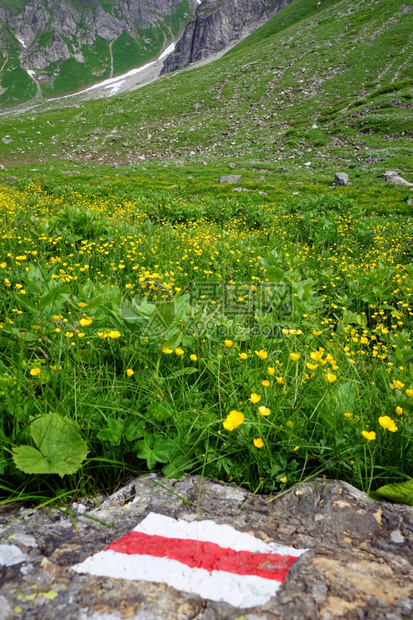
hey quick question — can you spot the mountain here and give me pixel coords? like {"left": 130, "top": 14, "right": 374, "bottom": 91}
{"left": 0, "top": 0, "right": 198, "bottom": 105}
{"left": 0, "top": 0, "right": 412, "bottom": 175}
{"left": 161, "top": 0, "right": 293, "bottom": 74}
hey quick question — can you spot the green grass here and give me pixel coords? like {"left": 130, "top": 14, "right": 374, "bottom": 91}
{"left": 0, "top": 63, "right": 37, "bottom": 107}
{"left": 112, "top": 31, "right": 153, "bottom": 77}
{"left": 0, "top": 0, "right": 412, "bottom": 506}
{"left": 0, "top": 162, "right": 412, "bottom": 504}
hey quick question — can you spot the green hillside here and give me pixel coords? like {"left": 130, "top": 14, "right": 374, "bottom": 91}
{"left": 0, "top": 0, "right": 411, "bottom": 173}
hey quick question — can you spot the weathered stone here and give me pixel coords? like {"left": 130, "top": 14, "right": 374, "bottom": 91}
{"left": 219, "top": 174, "right": 241, "bottom": 184}
{"left": 61, "top": 170, "right": 80, "bottom": 175}
{"left": 0, "top": 476, "right": 412, "bottom": 619}
{"left": 334, "top": 172, "right": 349, "bottom": 186}
{"left": 384, "top": 171, "right": 413, "bottom": 186}
{"left": 232, "top": 187, "right": 250, "bottom": 192}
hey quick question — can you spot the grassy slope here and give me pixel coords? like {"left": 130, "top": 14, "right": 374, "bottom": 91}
{"left": 0, "top": 0, "right": 411, "bottom": 176}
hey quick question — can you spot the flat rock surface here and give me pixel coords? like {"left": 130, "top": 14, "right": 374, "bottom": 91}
{"left": 1, "top": 476, "right": 412, "bottom": 619}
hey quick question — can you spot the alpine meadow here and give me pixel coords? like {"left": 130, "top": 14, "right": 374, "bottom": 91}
{"left": 0, "top": 0, "right": 412, "bottom": 509}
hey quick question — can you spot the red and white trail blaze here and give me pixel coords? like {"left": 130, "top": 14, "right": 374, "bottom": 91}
{"left": 73, "top": 512, "right": 307, "bottom": 608}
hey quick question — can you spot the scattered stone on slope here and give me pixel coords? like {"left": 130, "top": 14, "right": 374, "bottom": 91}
{"left": 384, "top": 171, "right": 413, "bottom": 186}
{"left": 334, "top": 172, "right": 349, "bottom": 186}
{"left": 0, "top": 476, "right": 412, "bottom": 619}
{"left": 219, "top": 174, "right": 241, "bottom": 184}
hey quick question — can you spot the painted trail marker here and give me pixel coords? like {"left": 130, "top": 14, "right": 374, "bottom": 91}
{"left": 72, "top": 512, "right": 307, "bottom": 608}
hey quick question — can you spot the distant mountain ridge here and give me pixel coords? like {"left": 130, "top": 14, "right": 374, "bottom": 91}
{"left": 162, "top": 0, "right": 293, "bottom": 74}
{"left": 0, "top": 0, "right": 197, "bottom": 105}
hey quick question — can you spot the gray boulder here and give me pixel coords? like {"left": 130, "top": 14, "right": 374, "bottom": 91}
{"left": 219, "top": 175, "right": 241, "bottom": 184}
{"left": 384, "top": 171, "right": 413, "bottom": 186}
{"left": 334, "top": 172, "right": 349, "bottom": 186}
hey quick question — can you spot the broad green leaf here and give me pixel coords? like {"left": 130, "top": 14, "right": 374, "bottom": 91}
{"left": 12, "top": 445, "right": 53, "bottom": 475}
{"left": 370, "top": 479, "right": 413, "bottom": 506}
{"left": 163, "top": 454, "right": 193, "bottom": 479}
{"left": 136, "top": 435, "right": 174, "bottom": 470}
{"left": 334, "top": 381, "right": 356, "bottom": 416}
{"left": 12, "top": 413, "right": 88, "bottom": 477}
{"left": 265, "top": 266, "right": 285, "bottom": 282}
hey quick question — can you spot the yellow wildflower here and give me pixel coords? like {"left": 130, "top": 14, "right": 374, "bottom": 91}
{"left": 275, "top": 376, "right": 285, "bottom": 385}
{"left": 253, "top": 438, "right": 264, "bottom": 449}
{"left": 310, "top": 349, "right": 324, "bottom": 362}
{"left": 162, "top": 346, "right": 173, "bottom": 354}
{"left": 30, "top": 368, "right": 41, "bottom": 376}
{"left": 239, "top": 352, "right": 248, "bottom": 360}
{"left": 361, "top": 430, "right": 376, "bottom": 441}
{"left": 344, "top": 412, "right": 353, "bottom": 418}
{"left": 249, "top": 393, "right": 261, "bottom": 404}
{"left": 306, "top": 362, "right": 318, "bottom": 370}
{"left": 190, "top": 354, "right": 197, "bottom": 362}
{"left": 258, "top": 406, "right": 271, "bottom": 416}
{"left": 378, "top": 416, "right": 398, "bottom": 432}
{"left": 108, "top": 330, "right": 121, "bottom": 339}
{"left": 290, "top": 353, "right": 300, "bottom": 361}
{"left": 126, "top": 369, "right": 134, "bottom": 377}
{"left": 224, "top": 340, "right": 233, "bottom": 348}
{"left": 261, "top": 379, "right": 270, "bottom": 387}
{"left": 175, "top": 348, "right": 184, "bottom": 356}
{"left": 324, "top": 371, "right": 337, "bottom": 383}
{"left": 395, "top": 406, "right": 403, "bottom": 416}
{"left": 79, "top": 317, "right": 92, "bottom": 327}
{"left": 223, "top": 410, "right": 244, "bottom": 431}
{"left": 406, "top": 389, "right": 413, "bottom": 397}
{"left": 391, "top": 380, "right": 405, "bottom": 390}
{"left": 267, "top": 366, "right": 275, "bottom": 375}
{"left": 280, "top": 476, "right": 287, "bottom": 483}
{"left": 255, "top": 349, "right": 268, "bottom": 360}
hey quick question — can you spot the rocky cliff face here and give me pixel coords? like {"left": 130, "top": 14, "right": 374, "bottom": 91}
{"left": 0, "top": 0, "right": 196, "bottom": 104}
{"left": 161, "top": 0, "right": 293, "bottom": 74}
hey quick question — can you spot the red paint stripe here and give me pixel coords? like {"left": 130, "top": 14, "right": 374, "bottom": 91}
{"left": 105, "top": 532, "right": 298, "bottom": 581}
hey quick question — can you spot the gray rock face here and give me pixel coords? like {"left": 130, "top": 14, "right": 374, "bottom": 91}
{"left": 162, "top": 0, "right": 293, "bottom": 74}
{"left": 219, "top": 174, "right": 241, "bottom": 183}
{"left": 334, "top": 172, "right": 349, "bottom": 186}
{"left": 0, "top": 476, "right": 412, "bottom": 619}
{"left": 0, "top": 0, "right": 198, "bottom": 91}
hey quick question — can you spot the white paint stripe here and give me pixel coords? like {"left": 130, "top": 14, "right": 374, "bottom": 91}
{"left": 133, "top": 512, "right": 305, "bottom": 557}
{"left": 73, "top": 550, "right": 283, "bottom": 607}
